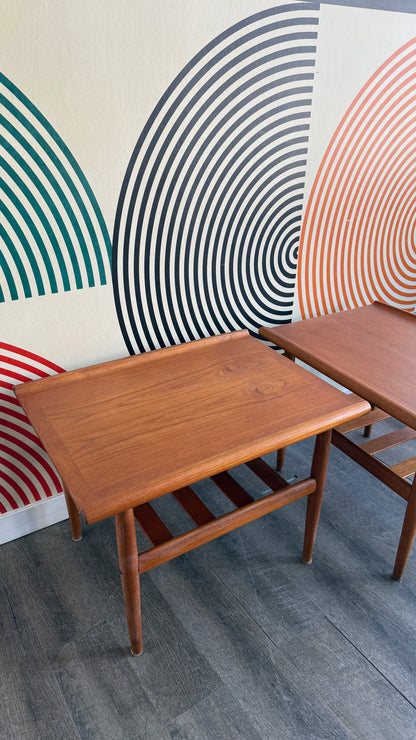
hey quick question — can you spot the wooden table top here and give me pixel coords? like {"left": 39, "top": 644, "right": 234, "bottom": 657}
{"left": 15, "top": 330, "right": 369, "bottom": 524}
{"left": 260, "top": 302, "right": 416, "bottom": 430}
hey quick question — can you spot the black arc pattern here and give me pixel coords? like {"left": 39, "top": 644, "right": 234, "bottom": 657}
{"left": 113, "top": 3, "right": 320, "bottom": 354}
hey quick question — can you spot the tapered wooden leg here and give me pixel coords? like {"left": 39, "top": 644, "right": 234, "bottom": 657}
{"left": 63, "top": 485, "right": 82, "bottom": 541}
{"left": 115, "top": 509, "right": 142, "bottom": 655}
{"left": 364, "top": 404, "right": 376, "bottom": 437}
{"left": 393, "top": 476, "right": 416, "bottom": 581}
{"left": 276, "top": 447, "right": 286, "bottom": 471}
{"left": 302, "top": 429, "right": 331, "bottom": 564}
{"left": 276, "top": 351, "right": 295, "bottom": 472}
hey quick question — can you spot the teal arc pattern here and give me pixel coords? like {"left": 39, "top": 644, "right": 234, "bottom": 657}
{"left": 0, "top": 73, "right": 112, "bottom": 302}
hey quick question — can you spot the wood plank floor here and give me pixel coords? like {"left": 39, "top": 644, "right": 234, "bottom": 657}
{"left": 1, "top": 417, "right": 416, "bottom": 739}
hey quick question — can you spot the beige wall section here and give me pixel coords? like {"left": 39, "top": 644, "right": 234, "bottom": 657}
{"left": 1, "top": 1, "right": 414, "bottom": 537}
{"left": 1, "top": 0, "right": 279, "bottom": 233}
{"left": 0, "top": 0, "right": 281, "bottom": 370}
{"left": 291, "top": 2, "right": 414, "bottom": 321}
{"left": 1, "top": 0, "right": 282, "bottom": 537}
{"left": 1, "top": 286, "right": 125, "bottom": 371}
{"left": 303, "top": 3, "right": 414, "bottom": 181}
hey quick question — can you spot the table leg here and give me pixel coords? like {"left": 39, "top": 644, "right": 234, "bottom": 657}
{"left": 393, "top": 476, "right": 416, "bottom": 581}
{"left": 63, "top": 485, "right": 82, "bottom": 541}
{"left": 276, "top": 351, "right": 296, "bottom": 472}
{"left": 115, "top": 509, "right": 142, "bottom": 655}
{"left": 276, "top": 447, "right": 286, "bottom": 471}
{"left": 364, "top": 404, "right": 376, "bottom": 438}
{"left": 302, "top": 429, "right": 332, "bottom": 564}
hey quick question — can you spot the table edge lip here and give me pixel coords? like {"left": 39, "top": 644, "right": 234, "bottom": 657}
{"left": 13, "top": 328, "right": 371, "bottom": 524}
{"left": 14, "top": 329, "right": 251, "bottom": 400}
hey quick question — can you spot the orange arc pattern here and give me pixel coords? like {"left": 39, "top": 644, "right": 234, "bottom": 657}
{"left": 298, "top": 38, "right": 416, "bottom": 319}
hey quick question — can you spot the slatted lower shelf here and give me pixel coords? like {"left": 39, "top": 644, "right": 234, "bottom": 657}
{"left": 390, "top": 456, "right": 416, "bottom": 478}
{"left": 360, "top": 426, "right": 416, "bottom": 455}
{"left": 332, "top": 407, "right": 416, "bottom": 503}
{"left": 336, "top": 407, "right": 390, "bottom": 434}
{"left": 133, "top": 457, "right": 316, "bottom": 573}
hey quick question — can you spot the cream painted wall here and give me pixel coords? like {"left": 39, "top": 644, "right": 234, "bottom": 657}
{"left": 1, "top": 0, "right": 281, "bottom": 232}
{"left": 291, "top": 2, "right": 415, "bottom": 318}
{"left": 1, "top": 0, "right": 415, "bottom": 536}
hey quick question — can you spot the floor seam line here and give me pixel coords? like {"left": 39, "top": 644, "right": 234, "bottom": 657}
{"left": 324, "top": 615, "right": 416, "bottom": 710}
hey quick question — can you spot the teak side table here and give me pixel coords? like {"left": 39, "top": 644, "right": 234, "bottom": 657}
{"left": 15, "top": 330, "right": 369, "bottom": 654}
{"left": 260, "top": 302, "right": 416, "bottom": 580}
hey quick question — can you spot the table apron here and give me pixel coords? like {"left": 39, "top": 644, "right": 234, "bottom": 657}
{"left": 331, "top": 428, "right": 411, "bottom": 501}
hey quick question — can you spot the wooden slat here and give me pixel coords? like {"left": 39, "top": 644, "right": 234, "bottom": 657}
{"left": 245, "top": 457, "right": 288, "bottom": 491}
{"left": 133, "top": 503, "right": 173, "bottom": 546}
{"left": 390, "top": 456, "right": 416, "bottom": 479}
{"left": 138, "top": 477, "right": 316, "bottom": 573}
{"left": 336, "top": 408, "right": 389, "bottom": 434}
{"left": 173, "top": 487, "right": 215, "bottom": 525}
{"left": 359, "top": 427, "right": 416, "bottom": 455}
{"left": 211, "top": 471, "right": 254, "bottom": 507}
{"left": 331, "top": 429, "right": 411, "bottom": 501}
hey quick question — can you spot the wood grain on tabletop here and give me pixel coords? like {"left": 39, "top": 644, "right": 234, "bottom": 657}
{"left": 260, "top": 302, "right": 416, "bottom": 428}
{"left": 15, "top": 331, "right": 369, "bottom": 523}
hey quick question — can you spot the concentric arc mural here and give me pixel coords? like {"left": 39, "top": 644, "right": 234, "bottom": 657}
{"left": 0, "top": 73, "right": 112, "bottom": 303}
{"left": 0, "top": 344, "right": 64, "bottom": 513}
{"left": 297, "top": 37, "right": 416, "bottom": 317}
{"left": 113, "top": 3, "right": 320, "bottom": 354}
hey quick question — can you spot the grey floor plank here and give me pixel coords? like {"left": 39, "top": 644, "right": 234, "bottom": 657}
{"left": 151, "top": 552, "right": 416, "bottom": 740}
{"left": 1, "top": 583, "right": 80, "bottom": 740}
{"left": 54, "top": 621, "right": 172, "bottom": 740}
{"left": 123, "top": 575, "right": 220, "bottom": 722}
{"left": 193, "top": 443, "right": 416, "bottom": 708}
{"left": 168, "top": 686, "right": 264, "bottom": 740}
{"left": 1, "top": 424, "right": 416, "bottom": 739}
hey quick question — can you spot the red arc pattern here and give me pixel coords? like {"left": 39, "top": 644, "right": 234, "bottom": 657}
{"left": 298, "top": 38, "right": 416, "bottom": 318}
{"left": 0, "top": 343, "right": 65, "bottom": 513}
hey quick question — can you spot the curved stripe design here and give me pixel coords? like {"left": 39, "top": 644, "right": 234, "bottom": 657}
{"left": 0, "top": 73, "right": 112, "bottom": 302}
{"left": 0, "top": 344, "right": 64, "bottom": 513}
{"left": 298, "top": 38, "right": 416, "bottom": 319}
{"left": 113, "top": 3, "right": 320, "bottom": 353}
